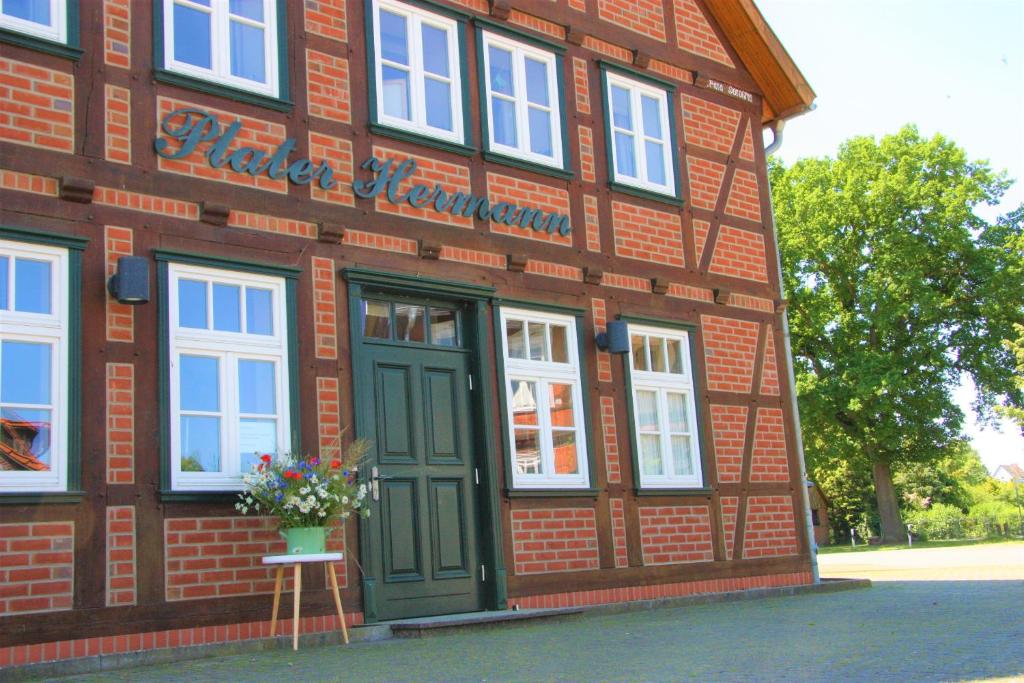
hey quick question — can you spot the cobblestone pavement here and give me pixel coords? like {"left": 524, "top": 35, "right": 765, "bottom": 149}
{"left": 46, "top": 543, "right": 1024, "bottom": 683}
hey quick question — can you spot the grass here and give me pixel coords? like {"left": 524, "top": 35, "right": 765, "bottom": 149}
{"left": 816, "top": 536, "right": 1021, "bottom": 554}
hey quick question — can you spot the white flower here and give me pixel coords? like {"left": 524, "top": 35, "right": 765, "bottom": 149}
{"left": 299, "top": 486, "right": 310, "bottom": 495}
{"left": 341, "top": 496, "right": 349, "bottom": 505}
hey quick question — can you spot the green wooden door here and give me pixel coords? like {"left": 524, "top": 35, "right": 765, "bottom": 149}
{"left": 363, "top": 343, "right": 482, "bottom": 620}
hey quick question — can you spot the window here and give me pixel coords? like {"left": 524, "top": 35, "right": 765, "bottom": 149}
{"left": 0, "top": 0, "right": 66, "bottom": 43}
{"left": 603, "top": 69, "right": 676, "bottom": 197}
{"left": 168, "top": 263, "right": 290, "bottom": 490}
{"left": 0, "top": 238, "right": 69, "bottom": 492}
{"left": 162, "top": 0, "right": 280, "bottom": 97}
{"left": 481, "top": 30, "right": 563, "bottom": 169}
{"left": 627, "top": 324, "right": 703, "bottom": 488}
{"left": 361, "top": 298, "right": 461, "bottom": 347}
{"left": 499, "top": 308, "right": 588, "bottom": 489}
{"left": 370, "top": 0, "right": 464, "bottom": 143}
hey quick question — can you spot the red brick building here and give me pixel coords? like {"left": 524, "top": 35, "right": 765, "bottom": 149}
{"left": 0, "top": 0, "right": 814, "bottom": 667}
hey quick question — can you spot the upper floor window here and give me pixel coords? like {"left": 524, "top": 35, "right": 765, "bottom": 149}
{"left": 604, "top": 69, "right": 676, "bottom": 197}
{"left": 0, "top": 238, "right": 69, "bottom": 492}
{"left": 162, "top": 0, "right": 280, "bottom": 97}
{"left": 167, "top": 262, "right": 291, "bottom": 491}
{"left": 499, "top": 308, "right": 588, "bottom": 489}
{"left": 481, "top": 30, "right": 563, "bottom": 169}
{"left": 0, "top": 0, "right": 66, "bottom": 43}
{"left": 627, "top": 324, "right": 703, "bottom": 489}
{"left": 370, "top": 0, "right": 464, "bottom": 144}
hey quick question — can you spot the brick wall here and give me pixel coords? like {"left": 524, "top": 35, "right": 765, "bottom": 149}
{"left": 507, "top": 10, "right": 565, "bottom": 40}
{"left": 226, "top": 210, "right": 318, "bottom": 239}
{"left": 486, "top": 173, "right": 572, "bottom": 246}
{"left": 104, "top": 226, "right": 134, "bottom": 342}
{"left": 609, "top": 498, "right": 628, "bottom": 568}
{"left": 725, "top": 170, "right": 762, "bottom": 222}
{"left": 742, "top": 496, "right": 798, "bottom": 558}
{"left": 681, "top": 94, "right": 741, "bottom": 155}
{"left": 317, "top": 377, "right": 342, "bottom": 459}
{"left": 0, "top": 57, "right": 74, "bottom": 153}
{"left": 720, "top": 496, "right": 738, "bottom": 560}
{"left": 583, "top": 194, "right": 601, "bottom": 252}
{"left": 104, "top": 85, "right": 131, "bottom": 164}
{"left": 708, "top": 225, "right": 769, "bottom": 282}
{"left": 309, "top": 132, "right": 355, "bottom": 206}
{"left": 638, "top": 506, "right": 714, "bottom": 565}
{"left": 760, "top": 330, "right": 780, "bottom": 395}
{"left": 701, "top": 315, "right": 759, "bottom": 393}
{"left": 687, "top": 157, "right": 727, "bottom": 211}
{"left": 524, "top": 259, "right": 582, "bottom": 281}
{"left": 103, "top": 0, "right": 131, "bottom": 69}
{"left": 311, "top": 257, "right": 337, "bottom": 359}
{"left": 0, "top": 169, "right": 57, "bottom": 196}
{"left": 572, "top": 57, "right": 591, "bottom": 115}
{"left": 673, "top": 0, "right": 734, "bottom": 66}
{"left": 343, "top": 228, "right": 418, "bottom": 255}
{"left": 306, "top": 49, "right": 350, "bottom": 124}
{"left": 94, "top": 187, "right": 198, "bottom": 219}
{"left": 693, "top": 218, "right": 709, "bottom": 262}
{"left": 439, "top": 246, "right": 506, "bottom": 269}
{"left": 612, "top": 201, "right": 685, "bottom": 267}
{"left": 373, "top": 146, "right": 473, "bottom": 228}
{"left": 591, "top": 298, "right": 612, "bottom": 383}
{"left": 599, "top": 396, "right": 620, "bottom": 483}
{"left": 105, "top": 507, "right": 136, "bottom": 606}
{"left": 305, "top": 0, "right": 347, "bottom": 41}
{"left": 106, "top": 363, "right": 135, "bottom": 485}
{"left": 710, "top": 404, "right": 746, "bottom": 483}
{"left": 164, "top": 517, "right": 292, "bottom": 601}
{"left": 156, "top": 98, "right": 288, "bottom": 193}
{"left": 598, "top": 0, "right": 666, "bottom": 41}
{"left": 511, "top": 508, "right": 599, "bottom": 575}
{"left": 578, "top": 125, "right": 596, "bottom": 183}
{"left": 750, "top": 408, "right": 789, "bottom": 483}
{"left": 0, "top": 522, "right": 74, "bottom": 615}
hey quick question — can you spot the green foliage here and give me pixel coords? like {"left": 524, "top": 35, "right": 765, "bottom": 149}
{"left": 905, "top": 499, "right": 1021, "bottom": 541}
{"left": 905, "top": 503, "right": 967, "bottom": 540}
{"left": 769, "top": 125, "right": 1024, "bottom": 539}
{"left": 893, "top": 442, "right": 988, "bottom": 512}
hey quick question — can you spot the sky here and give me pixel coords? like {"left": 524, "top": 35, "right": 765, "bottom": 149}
{"left": 755, "top": 0, "right": 1024, "bottom": 473}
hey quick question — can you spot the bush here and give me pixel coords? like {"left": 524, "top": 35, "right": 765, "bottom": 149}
{"left": 966, "top": 500, "right": 1021, "bottom": 537}
{"left": 905, "top": 503, "right": 967, "bottom": 540}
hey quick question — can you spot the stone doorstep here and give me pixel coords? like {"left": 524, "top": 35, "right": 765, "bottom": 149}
{"left": 0, "top": 579, "right": 870, "bottom": 682}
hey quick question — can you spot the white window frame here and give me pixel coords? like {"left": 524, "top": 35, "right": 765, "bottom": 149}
{"left": 499, "top": 308, "right": 589, "bottom": 489}
{"left": 0, "top": 239, "right": 69, "bottom": 493}
{"left": 627, "top": 324, "right": 703, "bottom": 489}
{"left": 168, "top": 263, "right": 290, "bottom": 491}
{"left": 481, "top": 30, "right": 563, "bottom": 169}
{"left": 163, "top": 0, "right": 280, "bottom": 97}
{"left": 605, "top": 71, "right": 675, "bottom": 196}
{"left": 371, "top": 0, "right": 464, "bottom": 144}
{"left": 0, "top": 0, "right": 66, "bottom": 43}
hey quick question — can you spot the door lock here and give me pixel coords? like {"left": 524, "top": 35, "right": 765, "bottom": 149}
{"left": 370, "top": 466, "right": 392, "bottom": 501}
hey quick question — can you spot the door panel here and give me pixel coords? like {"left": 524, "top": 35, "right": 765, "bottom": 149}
{"left": 429, "top": 478, "right": 469, "bottom": 577}
{"left": 376, "top": 364, "right": 415, "bottom": 461}
{"left": 364, "top": 343, "right": 481, "bottom": 620}
{"left": 382, "top": 479, "right": 422, "bottom": 581}
{"left": 423, "top": 368, "right": 460, "bottom": 463}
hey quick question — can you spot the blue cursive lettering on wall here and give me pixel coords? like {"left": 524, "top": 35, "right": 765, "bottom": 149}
{"left": 153, "top": 108, "right": 570, "bottom": 235}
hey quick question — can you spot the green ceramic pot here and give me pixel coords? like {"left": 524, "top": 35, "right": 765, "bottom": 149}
{"left": 280, "top": 526, "right": 328, "bottom": 555}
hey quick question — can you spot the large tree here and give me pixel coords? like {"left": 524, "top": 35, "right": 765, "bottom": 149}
{"left": 769, "top": 126, "right": 1024, "bottom": 543}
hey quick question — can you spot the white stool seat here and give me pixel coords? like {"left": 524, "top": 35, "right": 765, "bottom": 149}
{"left": 262, "top": 552, "right": 343, "bottom": 564}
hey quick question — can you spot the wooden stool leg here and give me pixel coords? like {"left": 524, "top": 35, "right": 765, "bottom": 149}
{"left": 292, "top": 563, "right": 302, "bottom": 651}
{"left": 327, "top": 563, "right": 349, "bottom": 644}
{"left": 270, "top": 566, "right": 284, "bottom": 636}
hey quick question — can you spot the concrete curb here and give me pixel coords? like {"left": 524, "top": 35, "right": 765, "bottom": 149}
{"left": 2, "top": 578, "right": 870, "bottom": 682}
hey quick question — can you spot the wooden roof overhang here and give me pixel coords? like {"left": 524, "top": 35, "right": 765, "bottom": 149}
{"left": 706, "top": 0, "right": 816, "bottom": 126}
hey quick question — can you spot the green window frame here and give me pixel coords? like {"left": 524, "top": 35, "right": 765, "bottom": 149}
{"left": 0, "top": 226, "right": 86, "bottom": 504}
{"left": 475, "top": 21, "right": 572, "bottom": 179}
{"left": 599, "top": 62, "right": 683, "bottom": 205}
{"left": 620, "top": 316, "right": 710, "bottom": 495}
{"left": 365, "top": 0, "right": 475, "bottom": 156}
{"left": 0, "top": 0, "right": 81, "bottom": 60}
{"left": 156, "top": 250, "right": 300, "bottom": 499}
{"left": 153, "top": 0, "right": 291, "bottom": 111}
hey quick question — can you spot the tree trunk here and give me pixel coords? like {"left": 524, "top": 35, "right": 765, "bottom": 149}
{"left": 873, "top": 460, "right": 905, "bottom": 544}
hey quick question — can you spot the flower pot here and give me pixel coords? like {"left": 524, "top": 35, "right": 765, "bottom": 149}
{"left": 280, "top": 526, "right": 328, "bottom": 555}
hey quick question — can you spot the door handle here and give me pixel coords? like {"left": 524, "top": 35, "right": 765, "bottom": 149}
{"left": 370, "top": 466, "right": 392, "bottom": 501}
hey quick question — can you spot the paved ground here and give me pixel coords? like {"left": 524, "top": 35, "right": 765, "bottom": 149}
{"left": 45, "top": 542, "right": 1024, "bottom": 683}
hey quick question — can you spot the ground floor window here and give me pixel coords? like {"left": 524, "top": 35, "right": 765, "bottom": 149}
{"left": 166, "top": 261, "right": 291, "bottom": 491}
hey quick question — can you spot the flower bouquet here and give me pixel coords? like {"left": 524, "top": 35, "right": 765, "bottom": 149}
{"left": 235, "top": 439, "right": 371, "bottom": 555}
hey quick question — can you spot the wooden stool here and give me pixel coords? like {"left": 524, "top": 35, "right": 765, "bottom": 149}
{"left": 261, "top": 552, "right": 348, "bottom": 651}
